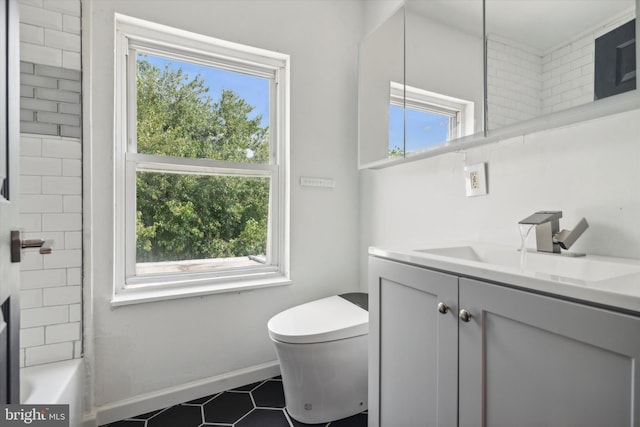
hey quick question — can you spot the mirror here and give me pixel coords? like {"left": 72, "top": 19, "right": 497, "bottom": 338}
{"left": 358, "top": 6, "right": 404, "bottom": 167}
{"left": 358, "top": 0, "right": 484, "bottom": 168}
{"left": 404, "top": 0, "right": 484, "bottom": 156}
{"left": 486, "top": 0, "right": 637, "bottom": 130}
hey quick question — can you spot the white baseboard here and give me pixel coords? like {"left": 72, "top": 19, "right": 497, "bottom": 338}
{"left": 84, "top": 361, "right": 280, "bottom": 427}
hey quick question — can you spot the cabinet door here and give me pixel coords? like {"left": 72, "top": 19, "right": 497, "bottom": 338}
{"left": 369, "top": 257, "right": 458, "bottom": 427}
{"left": 459, "top": 278, "right": 640, "bottom": 427}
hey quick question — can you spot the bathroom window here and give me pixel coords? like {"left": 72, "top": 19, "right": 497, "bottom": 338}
{"left": 114, "top": 16, "right": 290, "bottom": 303}
{"left": 389, "top": 82, "right": 473, "bottom": 156}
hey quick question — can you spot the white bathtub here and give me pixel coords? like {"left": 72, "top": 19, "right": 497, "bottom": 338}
{"left": 21, "top": 359, "right": 84, "bottom": 427}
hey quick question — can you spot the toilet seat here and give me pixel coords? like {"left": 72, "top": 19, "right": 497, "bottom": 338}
{"left": 267, "top": 295, "right": 368, "bottom": 344}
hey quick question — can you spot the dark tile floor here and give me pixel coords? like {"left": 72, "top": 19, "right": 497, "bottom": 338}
{"left": 102, "top": 377, "right": 367, "bottom": 427}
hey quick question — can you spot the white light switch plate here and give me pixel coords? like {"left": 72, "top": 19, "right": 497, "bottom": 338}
{"left": 300, "top": 176, "right": 335, "bottom": 188}
{"left": 464, "top": 163, "right": 487, "bottom": 197}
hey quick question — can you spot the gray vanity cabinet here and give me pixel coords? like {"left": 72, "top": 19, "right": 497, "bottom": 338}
{"left": 459, "top": 277, "right": 640, "bottom": 427}
{"left": 368, "top": 257, "right": 459, "bottom": 427}
{"left": 369, "top": 256, "right": 640, "bottom": 427}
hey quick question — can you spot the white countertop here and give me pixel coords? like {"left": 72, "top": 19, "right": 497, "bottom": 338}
{"left": 369, "top": 242, "right": 640, "bottom": 314}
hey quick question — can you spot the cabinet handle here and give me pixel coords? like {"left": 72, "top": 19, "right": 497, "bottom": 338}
{"left": 437, "top": 302, "right": 449, "bottom": 314}
{"left": 459, "top": 309, "right": 472, "bottom": 322}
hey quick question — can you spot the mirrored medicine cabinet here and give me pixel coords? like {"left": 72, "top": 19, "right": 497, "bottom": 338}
{"left": 358, "top": 0, "right": 639, "bottom": 169}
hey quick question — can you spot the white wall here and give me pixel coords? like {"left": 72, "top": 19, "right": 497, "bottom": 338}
{"left": 85, "top": 0, "right": 363, "bottom": 418}
{"left": 360, "top": 107, "right": 640, "bottom": 290}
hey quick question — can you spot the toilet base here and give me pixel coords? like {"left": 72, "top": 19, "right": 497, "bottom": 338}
{"left": 273, "top": 334, "right": 368, "bottom": 424}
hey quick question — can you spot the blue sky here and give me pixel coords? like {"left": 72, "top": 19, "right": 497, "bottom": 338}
{"left": 140, "top": 54, "right": 270, "bottom": 128}
{"left": 389, "top": 105, "right": 450, "bottom": 155}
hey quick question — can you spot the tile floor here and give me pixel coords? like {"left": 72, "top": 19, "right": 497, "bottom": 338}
{"left": 102, "top": 377, "right": 367, "bottom": 427}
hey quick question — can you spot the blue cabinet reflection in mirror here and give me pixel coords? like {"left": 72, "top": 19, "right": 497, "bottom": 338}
{"left": 595, "top": 19, "right": 636, "bottom": 100}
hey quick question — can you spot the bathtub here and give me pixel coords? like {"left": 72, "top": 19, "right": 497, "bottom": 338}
{"left": 21, "top": 359, "right": 84, "bottom": 427}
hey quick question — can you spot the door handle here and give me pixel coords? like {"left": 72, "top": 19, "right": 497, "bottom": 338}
{"left": 11, "top": 230, "right": 53, "bottom": 263}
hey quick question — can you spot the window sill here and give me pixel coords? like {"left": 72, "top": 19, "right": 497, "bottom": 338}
{"left": 111, "top": 273, "right": 292, "bottom": 307}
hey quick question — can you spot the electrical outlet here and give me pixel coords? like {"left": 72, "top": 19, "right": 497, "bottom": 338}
{"left": 464, "top": 163, "right": 487, "bottom": 197}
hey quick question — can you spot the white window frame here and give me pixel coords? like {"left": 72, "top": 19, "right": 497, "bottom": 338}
{"left": 390, "top": 81, "right": 475, "bottom": 153}
{"left": 113, "top": 15, "right": 290, "bottom": 305}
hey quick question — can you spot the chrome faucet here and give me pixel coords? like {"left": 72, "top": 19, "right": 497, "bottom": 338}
{"left": 519, "top": 211, "right": 589, "bottom": 255}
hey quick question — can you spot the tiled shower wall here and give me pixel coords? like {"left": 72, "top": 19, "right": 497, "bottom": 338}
{"left": 487, "top": 13, "right": 633, "bottom": 128}
{"left": 486, "top": 37, "right": 542, "bottom": 128}
{"left": 18, "top": 0, "right": 82, "bottom": 367}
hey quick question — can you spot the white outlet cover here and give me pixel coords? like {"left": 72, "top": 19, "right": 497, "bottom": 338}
{"left": 464, "top": 163, "right": 487, "bottom": 197}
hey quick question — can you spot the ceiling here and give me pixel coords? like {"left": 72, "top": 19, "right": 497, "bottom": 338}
{"left": 407, "top": 0, "right": 635, "bottom": 53}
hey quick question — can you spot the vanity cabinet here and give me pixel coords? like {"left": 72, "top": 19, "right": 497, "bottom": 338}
{"left": 368, "top": 257, "right": 458, "bottom": 426}
{"left": 369, "top": 256, "right": 640, "bottom": 427}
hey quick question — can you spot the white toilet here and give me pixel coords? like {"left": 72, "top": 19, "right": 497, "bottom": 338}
{"left": 267, "top": 292, "right": 368, "bottom": 424}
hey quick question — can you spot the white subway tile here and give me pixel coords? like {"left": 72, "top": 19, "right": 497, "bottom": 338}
{"left": 20, "top": 250, "right": 43, "bottom": 271}
{"left": 571, "top": 54, "right": 593, "bottom": 69}
{"left": 67, "top": 267, "right": 81, "bottom": 285}
{"left": 21, "top": 327, "right": 45, "bottom": 348}
{"left": 25, "top": 342, "right": 73, "bottom": 366}
{"left": 21, "top": 268, "right": 67, "bottom": 289}
{"left": 62, "top": 159, "right": 81, "bottom": 177}
{"left": 551, "top": 62, "right": 571, "bottom": 79}
{"left": 560, "top": 68, "right": 583, "bottom": 84}
{"left": 20, "top": 289, "right": 43, "bottom": 309}
{"left": 21, "top": 156, "right": 62, "bottom": 176}
{"left": 46, "top": 322, "right": 80, "bottom": 344}
{"left": 62, "top": 15, "right": 80, "bottom": 34}
{"left": 62, "top": 51, "right": 81, "bottom": 70}
{"left": 43, "top": 285, "right": 81, "bottom": 306}
{"left": 561, "top": 87, "right": 583, "bottom": 103}
{"left": 44, "top": 0, "right": 80, "bottom": 17}
{"left": 561, "top": 49, "right": 583, "bottom": 65}
{"left": 20, "top": 42, "right": 62, "bottom": 67}
{"left": 581, "top": 64, "right": 593, "bottom": 76}
{"left": 21, "top": 136, "right": 43, "bottom": 156}
{"left": 19, "top": 4, "right": 63, "bottom": 30}
{"left": 42, "top": 138, "right": 81, "bottom": 159}
{"left": 44, "top": 28, "right": 80, "bottom": 52}
{"left": 551, "top": 81, "right": 572, "bottom": 95}
{"left": 43, "top": 176, "right": 81, "bottom": 195}
{"left": 20, "top": 22, "right": 44, "bottom": 45}
{"left": 42, "top": 213, "right": 81, "bottom": 231}
{"left": 21, "top": 194, "right": 63, "bottom": 213}
{"left": 63, "top": 195, "right": 81, "bottom": 212}
{"left": 69, "top": 303, "right": 81, "bottom": 322}
{"left": 64, "top": 231, "right": 82, "bottom": 249}
{"left": 19, "top": 349, "right": 25, "bottom": 368}
{"left": 21, "top": 176, "right": 42, "bottom": 195}
{"left": 21, "top": 305, "right": 68, "bottom": 328}
{"left": 20, "top": 213, "right": 42, "bottom": 232}
{"left": 581, "top": 44, "right": 595, "bottom": 57}
{"left": 571, "top": 73, "right": 594, "bottom": 89}
{"left": 43, "top": 249, "right": 81, "bottom": 269}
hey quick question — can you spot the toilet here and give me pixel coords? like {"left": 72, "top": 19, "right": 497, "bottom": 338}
{"left": 267, "top": 292, "right": 368, "bottom": 424}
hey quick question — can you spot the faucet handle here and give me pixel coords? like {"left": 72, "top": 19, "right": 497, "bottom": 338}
{"left": 554, "top": 218, "right": 589, "bottom": 250}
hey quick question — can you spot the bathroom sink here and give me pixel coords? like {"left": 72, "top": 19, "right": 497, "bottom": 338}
{"left": 370, "top": 242, "right": 640, "bottom": 313}
{"left": 415, "top": 244, "right": 640, "bottom": 283}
